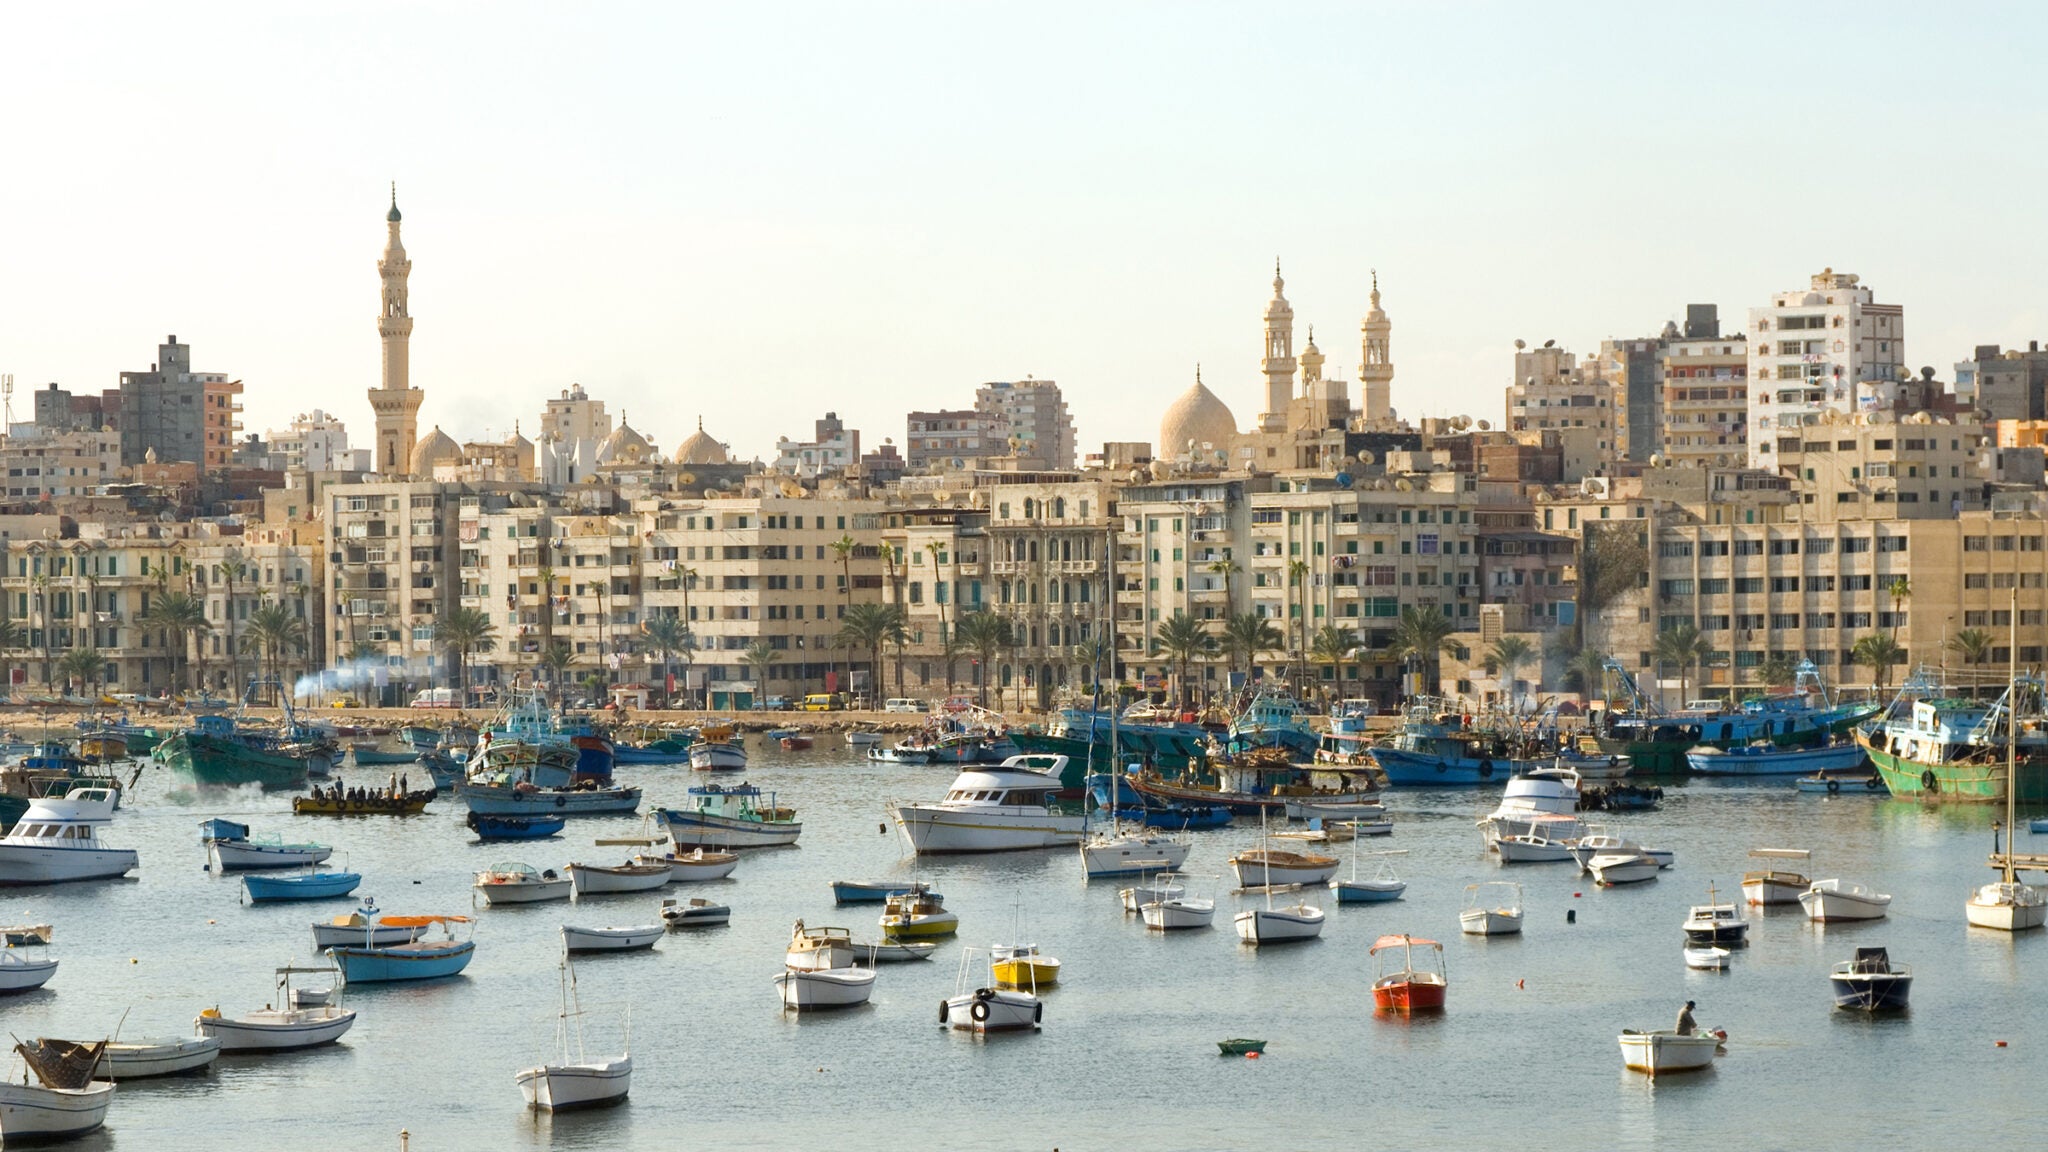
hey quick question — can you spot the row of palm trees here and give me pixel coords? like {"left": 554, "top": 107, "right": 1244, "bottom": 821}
{"left": 1143, "top": 604, "right": 1470, "bottom": 706}
{"left": 0, "top": 582, "right": 316, "bottom": 700}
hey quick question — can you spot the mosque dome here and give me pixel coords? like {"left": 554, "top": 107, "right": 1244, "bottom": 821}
{"left": 597, "top": 418, "right": 653, "bottom": 464}
{"left": 675, "top": 418, "right": 730, "bottom": 466}
{"left": 1159, "top": 374, "right": 1238, "bottom": 456}
{"left": 409, "top": 425, "right": 461, "bottom": 475}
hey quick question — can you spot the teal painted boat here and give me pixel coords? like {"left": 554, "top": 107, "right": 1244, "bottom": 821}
{"left": 159, "top": 716, "right": 317, "bottom": 790}
{"left": 332, "top": 916, "right": 475, "bottom": 982}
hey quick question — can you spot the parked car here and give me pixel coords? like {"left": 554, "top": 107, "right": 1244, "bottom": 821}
{"left": 752, "top": 695, "right": 792, "bottom": 711}
{"left": 327, "top": 694, "right": 362, "bottom": 709}
{"left": 884, "top": 698, "right": 927, "bottom": 714}
{"left": 409, "top": 688, "right": 458, "bottom": 708}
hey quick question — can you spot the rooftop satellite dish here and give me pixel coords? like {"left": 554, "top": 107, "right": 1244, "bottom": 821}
{"left": 1543, "top": 339, "right": 1556, "bottom": 348}
{"left": 1477, "top": 419, "right": 1491, "bottom": 431}
{"left": 1357, "top": 450, "right": 1375, "bottom": 464}
{"left": 1514, "top": 339, "right": 1527, "bottom": 350}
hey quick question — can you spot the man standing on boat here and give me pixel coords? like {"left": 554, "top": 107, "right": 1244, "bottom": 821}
{"left": 1676, "top": 1000, "right": 1696, "bottom": 1036}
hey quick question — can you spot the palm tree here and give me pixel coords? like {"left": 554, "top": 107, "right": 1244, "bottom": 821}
{"left": 836, "top": 603, "right": 900, "bottom": 703}
{"left": 1487, "top": 635, "right": 1536, "bottom": 701}
{"left": 219, "top": 552, "right": 249, "bottom": 694}
{"left": 1851, "top": 633, "right": 1906, "bottom": 694}
{"left": 1757, "top": 652, "right": 1800, "bottom": 689}
{"left": 642, "top": 613, "right": 691, "bottom": 704}
{"left": 438, "top": 606, "right": 498, "bottom": 706}
{"left": 830, "top": 535, "right": 856, "bottom": 690}
{"left": 1564, "top": 648, "right": 1609, "bottom": 696}
{"left": 956, "top": 610, "right": 1013, "bottom": 708}
{"left": 1000, "top": 614, "right": 1030, "bottom": 712}
{"left": 1885, "top": 577, "right": 1911, "bottom": 643}
{"left": 741, "top": 640, "right": 777, "bottom": 696}
{"left": 241, "top": 599, "right": 309, "bottom": 704}
{"left": 1154, "top": 610, "right": 1215, "bottom": 707}
{"left": 29, "top": 573, "right": 50, "bottom": 687}
{"left": 539, "top": 640, "right": 574, "bottom": 687}
{"left": 1286, "top": 558, "right": 1311, "bottom": 692}
{"left": 1948, "top": 627, "right": 1994, "bottom": 666}
{"left": 57, "top": 646, "right": 103, "bottom": 697}
{"left": 1388, "top": 605, "right": 1460, "bottom": 696}
{"left": 925, "top": 542, "right": 955, "bottom": 693}
{"left": 1310, "top": 624, "right": 1357, "bottom": 699}
{"left": 535, "top": 563, "right": 560, "bottom": 680}
{"left": 138, "top": 589, "right": 209, "bottom": 692}
{"left": 1205, "top": 558, "right": 1240, "bottom": 608}
{"left": 1222, "top": 612, "right": 1284, "bottom": 688}
{"left": 1652, "top": 621, "right": 1712, "bottom": 705}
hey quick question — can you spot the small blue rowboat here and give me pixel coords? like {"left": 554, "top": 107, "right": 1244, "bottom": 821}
{"left": 465, "top": 812, "right": 566, "bottom": 841}
{"left": 1687, "top": 741, "right": 1868, "bottom": 777}
{"left": 1796, "top": 774, "right": 1887, "bottom": 795}
{"left": 1332, "top": 877, "right": 1407, "bottom": 903}
{"left": 333, "top": 916, "right": 475, "bottom": 982}
{"left": 831, "top": 880, "right": 942, "bottom": 904}
{"left": 2032, "top": 817, "right": 2048, "bottom": 834}
{"left": 244, "top": 871, "right": 363, "bottom": 902}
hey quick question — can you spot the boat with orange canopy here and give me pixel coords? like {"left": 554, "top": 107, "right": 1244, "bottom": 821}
{"left": 1369, "top": 934, "right": 1446, "bottom": 1013}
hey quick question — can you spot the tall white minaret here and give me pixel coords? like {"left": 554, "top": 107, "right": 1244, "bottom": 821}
{"left": 1258, "top": 259, "right": 1296, "bottom": 432}
{"left": 1358, "top": 270, "right": 1395, "bottom": 423}
{"left": 368, "top": 183, "right": 423, "bottom": 475}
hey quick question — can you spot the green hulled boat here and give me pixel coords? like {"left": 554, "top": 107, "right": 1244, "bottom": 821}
{"left": 1858, "top": 679, "right": 2048, "bottom": 804}
{"left": 158, "top": 715, "right": 319, "bottom": 790}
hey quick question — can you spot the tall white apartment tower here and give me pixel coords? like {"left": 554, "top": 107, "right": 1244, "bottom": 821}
{"left": 1745, "top": 268, "right": 1904, "bottom": 470}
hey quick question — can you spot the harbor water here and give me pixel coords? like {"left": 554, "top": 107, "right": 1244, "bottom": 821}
{"left": 4, "top": 747, "right": 2045, "bottom": 1151}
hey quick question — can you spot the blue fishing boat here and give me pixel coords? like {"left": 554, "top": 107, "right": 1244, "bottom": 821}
{"left": 2030, "top": 817, "right": 2048, "bottom": 834}
{"left": 1685, "top": 740, "right": 1867, "bottom": 777}
{"left": 418, "top": 749, "right": 465, "bottom": 791}
{"left": 611, "top": 743, "right": 691, "bottom": 765}
{"left": 1370, "top": 700, "right": 1547, "bottom": 785}
{"left": 831, "top": 880, "right": 943, "bottom": 904}
{"left": 332, "top": 916, "right": 475, "bottom": 982}
{"left": 465, "top": 812, "right": 565, "bottom": 841}
{"left": 1224, "top": 686, "right": 1319, "bottom": 757}
{"left": 243, "top": 871, "right": 363, "bottom": 903}
{"left": 1114, "top": 803, "right": 1232, "bottom": 830}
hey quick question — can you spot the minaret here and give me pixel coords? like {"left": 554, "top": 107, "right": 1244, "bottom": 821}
{"left": 1358, "top": 270, "right": 1395, "bottom": 423}
{"left": 1299, "top": 325, "right": 1324, "bottom": 387}
{"left": 368, "top": 184, "right": 424, "bottom": 475}
{"left": 1258, "top": 259, "right": 1296, "bottom": 432}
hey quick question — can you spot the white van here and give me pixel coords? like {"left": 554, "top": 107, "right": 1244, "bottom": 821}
{"left": 409, "top": 687, "right": 458, "bottom": 708}
{"left": 884, "top": 698, "right": 927, "bottom": 714}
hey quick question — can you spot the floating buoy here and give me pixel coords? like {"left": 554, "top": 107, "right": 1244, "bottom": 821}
{"left": 1245, "top": 1051, "right": 1260, "bottom": 1060}
{"left": 1573, "top": 892, "right": 1583, "bottom": 898}
{"left": 1566, "top": 909, "right": 1577, "bottom": 924}
{"left": 130, "top": 958, "right": 138, "bottom": 964}
{"left": 1996, "top": 1040, "right": 2008, "bottom": 1048}
{"left": 1517, "top": 979, "right": 1525, "bottom": 989}
{"left": 879, "top": 823, "right": 887, "bottom": 835}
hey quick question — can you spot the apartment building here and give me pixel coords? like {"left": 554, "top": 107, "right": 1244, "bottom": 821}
{"left": 1661, "top": 333, "right": 1748, "bottom": 468}
{"left": 1505, "top": 343, "right": 1615, "bottom": 481}
{"left": 975, "top": 380, "right": 1077, "bottom": 471}
{"left": 638, "top": 494, "right": 888, "bottom": 704}
{"left": 905, "top": 410, "right": 997, "bottom": 470}
{"left": 1747, "top": 269, "right": 1906, "bottom": 469}
{"left": 0, "top": 429, "right": 120, "bottom": 500}
{"left": 325, "top": 479, "right": 465, "bottom": 694}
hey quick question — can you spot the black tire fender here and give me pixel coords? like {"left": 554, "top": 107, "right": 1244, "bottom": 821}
{"left": 1478, "top": 760, "right": 1494, "bottom": 780}
{"left": 1921, "top": 769, "right": 1938, "bottom": 793}
{"left": 1827, "top": 779, "right": 1840, "bottom": 795}
{"left": 970, "top": 1000, "right": 991, "bottom": 1023}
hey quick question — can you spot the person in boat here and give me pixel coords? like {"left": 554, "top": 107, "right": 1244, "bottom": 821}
{"left": 1676, "top": 1000, "right": 1696, "bottom": 1036}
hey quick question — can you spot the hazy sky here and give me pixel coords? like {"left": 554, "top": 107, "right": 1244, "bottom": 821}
{"left": 5, "top": 3, "right": 2045, "bottom": 464}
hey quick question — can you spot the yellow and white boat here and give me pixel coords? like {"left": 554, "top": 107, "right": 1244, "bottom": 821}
{"left": 991, "top": 942, "right": 1060, "bottom": 989}
{"left": 879, "top": 886, "right": 958, "bottom": 939}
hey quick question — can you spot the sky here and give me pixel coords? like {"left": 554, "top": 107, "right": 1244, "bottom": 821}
{"left": 4, "top": 2, "right": 2046, "bottom": 464}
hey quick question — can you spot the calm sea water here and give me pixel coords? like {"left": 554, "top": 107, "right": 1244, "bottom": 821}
{"left": 4, "top": 746, "right": 2044, "bottom": 1152}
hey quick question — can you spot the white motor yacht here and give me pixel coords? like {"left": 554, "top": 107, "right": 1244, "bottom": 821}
{"left": 1477, "top": 767, "right": 1582, "bottom": 845}
{"left": 1589, "top": 851, "right": 1661, "bottom": 886}
{"left": 893, "top": 757, "right": 1084, "bottom": 854}
{"left": 0, "top": 788, "right": 137, "bottom": 885}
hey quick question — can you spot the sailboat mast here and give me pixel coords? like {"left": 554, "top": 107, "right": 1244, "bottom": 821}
{"left": 2005, "top": 588, "right": 2019, "bottom": 884}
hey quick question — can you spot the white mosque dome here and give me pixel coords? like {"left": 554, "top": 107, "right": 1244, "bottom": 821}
{"left": 675, "top": 418, "right": 731, "bottom": 466}
{"left": 597, "top": 419, "right": 653, "bottom": 464}
{"left": 409, "top": 426, "right": 462, "bottom": 474}
{"left": 1159, "top": 377, "right": 1238, "bottom": 455}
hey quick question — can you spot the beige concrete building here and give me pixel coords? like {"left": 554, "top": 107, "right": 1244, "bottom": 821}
{"left": 0, "top": 429, "right": 120, "bottom": 501}
{"left": 1505, "top": 342, "right": 1617, "bottom": 481}
{"left": 1660, "top": 333, "right": 1748, "bottom": 469}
